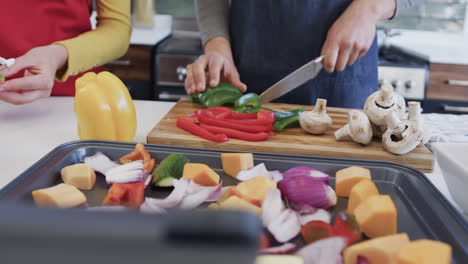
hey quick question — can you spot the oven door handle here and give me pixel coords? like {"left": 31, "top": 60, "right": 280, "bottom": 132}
{"left": 446, "top": 79, "right": 468, "bottom": 87}
{"left": 442, "top": 104, "right": 468, "bottom": 113}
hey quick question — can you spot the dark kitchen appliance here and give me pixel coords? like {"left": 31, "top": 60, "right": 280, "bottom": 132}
{"left": 154, "top": 17, "right": 203, "bottom": 101}
{"left": 1, "top": 140, "right": 467, "bottom": 262}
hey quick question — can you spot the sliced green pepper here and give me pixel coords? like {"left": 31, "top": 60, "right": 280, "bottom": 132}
{"left": 235, "top": 93, "right": 262, "bottom": 108}
{"left": 191, "top": 83, "right": 243, "bottom": 108}
{"left": 234, "top": 106, "right": 261, "bottom": 114}
{"left": 273, "top": 107, "right": 305, "bottom": 133}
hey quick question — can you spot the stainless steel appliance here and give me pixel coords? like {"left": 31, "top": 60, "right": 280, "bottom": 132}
{"left": 154, "top": 18, "right": 203, "bottom": 101}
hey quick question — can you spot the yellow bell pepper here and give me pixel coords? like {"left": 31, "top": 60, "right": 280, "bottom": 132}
{"left": 74, "top": 71, "right": 137, "bottom": 141}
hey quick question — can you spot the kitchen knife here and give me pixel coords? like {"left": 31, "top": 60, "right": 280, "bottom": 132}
{"left": 259, "top": 55, "right": 324, "bottom": 103}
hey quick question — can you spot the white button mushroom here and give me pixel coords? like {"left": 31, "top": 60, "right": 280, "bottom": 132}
{"left": 407, "top": 101, "right": 431, "bottom": 146}
{"left": 335, "top": 110, "right": 373, "bottom": 145}
{"left": 299, "top": 98, "right": 333, "bottom": 135}
{"left": 382, "top": 110, "right": 424, "bottom": 155}
{"left": 364, "top": 83, "right": 406, "bottom": 127}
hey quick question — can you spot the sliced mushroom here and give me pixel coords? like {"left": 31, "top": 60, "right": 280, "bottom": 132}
{"left": 335, "top": 110, "right": 373, "bottom": 145}
{"left": 382, "top": 111, "right": 424, "bottom": 155}
{"left": 364, "top": 83, "right": 406, "bottom": 127}
{"left": 299, "top": 98, "right": 333, "bottom": 135}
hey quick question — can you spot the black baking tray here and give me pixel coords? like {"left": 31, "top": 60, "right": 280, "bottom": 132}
{"left": 1, "top": 140, "right": 467, "bottom": 263}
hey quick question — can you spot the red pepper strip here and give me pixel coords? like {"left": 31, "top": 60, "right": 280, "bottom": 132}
{"left": 228, "top": 112, "right": 258, "bottom": 120}
{"left": 224, "top": 118, "right": 275, "bottom": 126}
{"left": 215, "top": 111, "right": 231, "bottom": 119}
{"left": 301, "top": 220, "right": 336, "bottom": 245}
{"left": 198, "top": 115, "right": 272, "bottom": 133}
{"left": 333, "top": 212, "right": 362, "bottom": 246}
{"left": 200, "top": 124, "right": 270, "bottom": 141}
{"left": 102, "top": 182, "right": 145, "bottom": 209}
{"left": 177, "top": 116, "right": 228, "bottom": 142}
{"left": 257, "top": 109, "right": 275, "bottom": 120}
{"left": 119, "top": 143, "right": 156, "bottom": 173}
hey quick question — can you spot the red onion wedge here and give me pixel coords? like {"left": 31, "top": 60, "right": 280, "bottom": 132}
{"left": 84, "top": 152, "right": 120, "bottom": 175}
{"left": 206, "top": 186, "right": 232, "bottom": 202}
{"left": 296, "top": 237, "right": 347, "bottom": 264}
{"left": 283, "top": 166, "right": 329, "bottom": 184}
{"left": 278, "top": 175, "right": 337, "bottom": 209}
{"left": 236, "top": 163, "right": 269, "bottom": 181}
{"left": 179, "top": 182, "right": 222, "bottom": 209}
{"left": 143, "top": 178, "right": 191, "bottom": 208}
{"left": 262, "top": 188, "right": 285, "bottom": 226}
{"left": 140, "top": 198, "right": 168, "bottom": 214}
{"left": 259, "top": 243, "right": 296, "bottom": 254}
{"left": 105, "top": 160, "right": 149, "bottom": 184}
{"left": 267, "top": 209, "right": 301, "bottom": 243}
{"left": 300, "top": 208, "right": 332, "bottom": 225}
{"left": 268, "top": 170, "right": 284, "bottom": 182}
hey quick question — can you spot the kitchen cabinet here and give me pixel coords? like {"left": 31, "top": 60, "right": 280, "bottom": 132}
{"left": 424, "top": 63, "right": 468, "bottom": 114}
{"left": 102, "top": 44, "right": 155, "bottom": 100}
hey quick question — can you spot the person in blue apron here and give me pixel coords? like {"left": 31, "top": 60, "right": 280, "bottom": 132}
{"left": 185, "top": 0, "right": 414, "bottom": 108}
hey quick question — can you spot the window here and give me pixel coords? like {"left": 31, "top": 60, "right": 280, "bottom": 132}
{"left": 379, "top": 0, "right": 468, "bottom": 33}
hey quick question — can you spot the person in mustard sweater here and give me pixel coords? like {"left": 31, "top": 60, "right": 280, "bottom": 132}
{"left": 0, "top": 0, "right": 131, "bottom": 105}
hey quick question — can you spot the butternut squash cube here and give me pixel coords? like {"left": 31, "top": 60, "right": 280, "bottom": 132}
{"left": 221, "top": 153, "right": 254, "bottom": 178}
{"left": 256, "top": 255, "right": 304, "bottom": 264}
{"left": 61, "top": 163, "right": 96, "bottom": 190}
{"left": 354, "top": 195, "right": 397, "bottom": 238}
{"left": 182, "top": 163, "right": 220, "bottom": 186}
{"left": 218, "top": 195, "right": 262, "bottom": 216}
{"left": 396, "top": 239, "right": 452, "bottom": 264}
{"left": 236, "top": 176, "right": 277, "bottom": 203}
{"left": 336, "top": 166, "right": 371, "bottom": 197}
{"left": 32, "top": 183, "right": 87, "bottom": 208}
{"left": 347, "top": 179, "right": 379, "bottom": 214}
{"left": 343, "top": 233, "right": 410, "bottom": 264}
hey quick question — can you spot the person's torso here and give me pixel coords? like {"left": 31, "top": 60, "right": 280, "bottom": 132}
{"left": 0, "top": 0, "right": 96, "bottom": 96}
{"left": 229, "top": 0, "right": 378, "bottom": 108}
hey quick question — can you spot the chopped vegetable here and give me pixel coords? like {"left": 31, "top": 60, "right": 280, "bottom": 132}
{"left": 259, "top": 243, "right": 297, "bottom": 254}
{"left": 140, "top": 199, "right": 167, "bottom": 214}
{"left": 144, "top": 178, "right": 190, "bottom": 208}
{"left": 201, "top": 123, "right": 270, "bottom": 141}
{"left": 300, "top": 221, "right": 335, "bottom": 244}
{"left": 268, "top": 170, "right": 284, "bottom": 182}
{"left": 236, "top": 163, "right": 270, "bottom": 181}
{"left": 296, "top": 237, "right": 347, "bottom": 264}
{"left": 283, "top": 166, "right": 329, "bottom": 184}
{"left": 74, "top": 71, "right": 136, "bottom": 141}
{"left": 84, "top": 152, "right": 119, "bottom": 174}
{"left": 191, "top": 83, "right": 243, "bottom": 108}
{"left": 258, "top": 234, "right": 270, "bottom": 250}
{"left": 177, "top": 116, "right": 228, "bottom": 143}
{"left": 278, "top": 175, "right": 337, "bottom": 209}
{"left": 234, "top": 93, "right": 262, "bottom": 113}
{"left": 105, "top": 160, "right": 149, "bottom": 184}
{"left": 61, "top": 163, "right": 96, "bottom": 190}
{"left": 262, "top": 188, "right": 285, "bottom": 226}
{"left": 343, "top": 233, "right": 410, "bottom": 264}
{"left": 335, "top": 166, "right": 371, "bottom": 197}
{"left": 198, "top": 115, "right": 273, "bottom": 133}
{"left": 236, "top": 176, "right": 277, "bottom": 202}
{"left": 0, "top": 72, "right": 5, "bottom": 83}
{"left": 273, "top": 108, "right": 305, "bottom": 133}
{"left": 119, "top": 143, "right": 156, "bottom": 173}
{"left": 354, "top": 195, "right": 397, "bottom": 238}
{"left": 151, "top": 153, "right": 189, "bottom": 187}
{"left": 205, "top": 186, "right": 232, "bottom": 202}
{"left": 216, "top": 187, "right": 262, "bottom": 207}
{"left": 32, "top": 183, "right": 87, "bottom": 208}
{"left": 182, "top": 163, "right": 220, "bottom": 186}
{"left": 299, "top": 208, "right": 332, "bottom": 225}
{"left": 178, "top": 183, "right": 221, "bottom": 209}
{"left": 216, "top": 195, "right": 262, "bottom": 215}
{"left": 333, "top": 212, "right": 362, "bottom": 245}
{"left": 347, "top": 179, "right": 379, "bottom": 214}
{"left": 396, "top": 239, "right": 452, "bottom": 264}
{"left": 357, "top": 256, "right": 369, "bottom": 264}
{"left": 267, "top": 209, "right": 301, "bottom": 243}
{"left": 221, "top": 153, "right": 254, "bottom": 178}
{"left": 102, "top": 182, "right": 145, "bottom": 209}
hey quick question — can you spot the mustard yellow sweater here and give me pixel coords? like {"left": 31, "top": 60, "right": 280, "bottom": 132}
{"left": 55, "top": 0, "right": 132, "bottom": 81}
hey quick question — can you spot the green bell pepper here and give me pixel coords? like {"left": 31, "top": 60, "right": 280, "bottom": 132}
{"left": 234, "top": 93, "right": 262, "bottom": 113}
{"left": 273, "top": 107, "right": 305, "bottom": 133}
{"left": 191, "top": 83, "right": 243, "bottom": 108}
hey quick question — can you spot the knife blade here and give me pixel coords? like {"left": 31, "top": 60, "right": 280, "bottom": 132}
{"left": 259, "top": 55, "right": 324, "bottom": 103}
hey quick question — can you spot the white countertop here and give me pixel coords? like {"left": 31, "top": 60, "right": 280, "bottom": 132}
{"left": 0, "top": 97, "right": 465, "bottom": 218}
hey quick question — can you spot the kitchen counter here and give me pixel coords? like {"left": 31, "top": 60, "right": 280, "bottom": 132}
{"left": 0, "top": 97, "right": 465, "bottom": 217}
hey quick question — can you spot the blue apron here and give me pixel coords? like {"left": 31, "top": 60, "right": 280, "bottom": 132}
{"left": 229, "top": 0, "right": 378, "bottom": 108}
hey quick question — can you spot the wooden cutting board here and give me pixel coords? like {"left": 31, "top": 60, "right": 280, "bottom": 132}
{"left": 147, "top": 98, "right": 434, "bottom": 172}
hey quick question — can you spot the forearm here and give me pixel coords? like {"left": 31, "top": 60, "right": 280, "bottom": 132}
{"left": 55, "top": 0, "right": 131, "bottom": 81}
{"left": 394, "top": 0, "right": 425, "bottom": 17}
{"left": 350, "top": 0, "right": 397, "bottom": 22}
{"left": 204, "top": 37, "right": 234, "bottom": 61}
{"left": 195, "top": 0, "right": 230, "bottom": 47}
